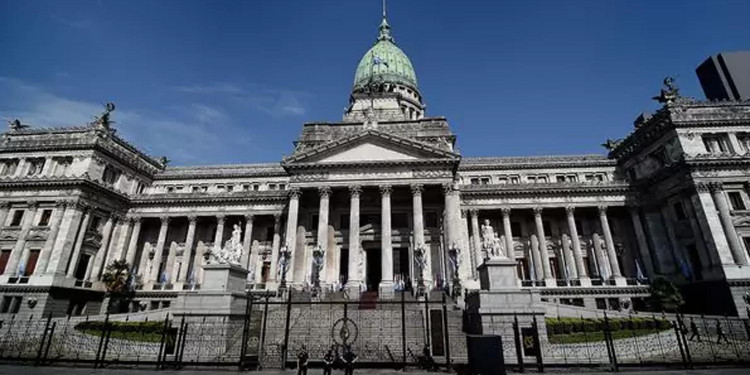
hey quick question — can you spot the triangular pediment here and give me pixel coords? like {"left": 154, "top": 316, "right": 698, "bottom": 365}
{"left": 283, "top": 129, "right": 459, "bottom": 165}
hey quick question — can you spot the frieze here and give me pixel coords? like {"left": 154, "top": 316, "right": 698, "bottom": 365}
{"left": 412, "top": 169, "right": 453, "bottom": 179}
{"left": 290, "top": 172, "right": 330, "bottom": 183}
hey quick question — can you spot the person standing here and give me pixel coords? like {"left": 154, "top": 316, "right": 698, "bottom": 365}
{"left": 342, "top": 345, "right": 358, "bottom": 375}
{"left": 323, "top": 347, "right": 335, "bottom": 375}
{"left": 297, "top": 346, "right": 309, "bottom": 375}
{"left": 688, "top": 318, "right": 701, "bottom": 342}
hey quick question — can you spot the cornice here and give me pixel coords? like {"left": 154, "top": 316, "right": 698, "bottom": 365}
{"left": 0, "top": 175, "right": 131, "bottom": 202}
{"left": 461, "top": 181, "right": 632, "bottom": 197}
{"left": 155, "top": 162, "right": 287, "bottom": 180}
{"left": 539, "top": 285, "right": 650, "bottom": 296}
{"left": 285, "top": 158, "right": 458, "bottom": 171}
{"left": 130, "top": 190, "right": 288, "bottom": 205}
{"left": 459, "top": 155, "right": 614, "bottom": 171}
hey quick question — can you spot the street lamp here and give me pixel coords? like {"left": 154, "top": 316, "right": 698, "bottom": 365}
{"left": 448, "top": 242, "right": 462, "bottom": 298}
{"left": 414, "top": 244, "right": 427, "bottom": 297}
{"left": 278, "top": 245, "right": 292, "bottom": 292}
{"left": 311, "top": 245, "right": 325, "bottom": 297}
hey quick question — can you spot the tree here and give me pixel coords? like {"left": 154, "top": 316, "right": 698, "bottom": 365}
{"left": 647, "top": 276, "right": 684, "bottom": 312}
{"left": 101, "top": 260, "right": 136, "bottom": 313}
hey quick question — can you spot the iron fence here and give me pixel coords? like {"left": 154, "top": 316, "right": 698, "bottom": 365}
{"left": 1, "top": 292, "right": 750, "bottom": 372}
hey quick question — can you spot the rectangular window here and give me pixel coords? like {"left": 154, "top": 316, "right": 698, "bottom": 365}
{"left": 527, "top": 176, "right": 536, "bottom": 183}
{"left": 242, "top": 184, "right": 250, "bottom": 191}
{"left": 192, "top": 186, "right": 201, "bottom": 193}
{"left": 253, "top": 184, "right": 260, "bottom": 191}
{"left": 279, "top": 184, "right": 286, "bottom": 190}
{"left": 102, "top": 165, "right": 121, "bottom": 186}
{"left": 470, "top": 178, "right": 480, "bottom": 185}
{"left": 0, "top": 250, "right": 11, "bottom": 275}
{"left": 556, "top": 175, "right": 566, "bottom": 183}
{"left": 268, "top": 184, "right": 277, "bottom": 190}
{"left": 24, "top": 249, "right": 40, "bottom": 276}
{"left": 567, "top": 175, "right": 578, "bottom": 183}
{"left": 497, "top": 177, "right": 508, "bottom": 184}
{"left": 9, "top": 296, "right": 22, "bottom": 314}
{"left": 510, "top": 222, "right": 522, "bottom": 237}
{"left": 0, "top": 296, "right": 12, "bottom": 314}
{"left": 728, "top": 192, "right": 746, "bottom": 210}
{"left": 216, "top": 185, "right": 225, "bottom": 192}
{"left": 53, "top": 157, "right": 73, "bottom": 176}
{"left": 226, "top": 185, "right": 234, "bottom": 192}
{"left": 38, "top": 209, "right": 52, "bottom": 226}
{"left": 88, "top": 216, "right": 101, "bottom": 232}
{"left": 480, "top": 177, "right": 490, "bottom": 185}
{"left": 0, "top": 159, "right": 19, "bottom": 176}
{"left": 10, "top": 210, "right": 24, "bottom": 226}
{"left": 26, "top": 158, "right": 45, "bottom": 176}
{"left": 424, "top": 212, "right": 439, "bottom": 228}
{"left": 584, "top": 174, "right": 594, "bottom": 182}
{"left": 166, "top": 186, "right": 175, "bottom": 193}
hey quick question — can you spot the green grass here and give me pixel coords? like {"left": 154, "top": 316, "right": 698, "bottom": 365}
{"left": 548, "top": 329, "right": 669, "bottom": 344}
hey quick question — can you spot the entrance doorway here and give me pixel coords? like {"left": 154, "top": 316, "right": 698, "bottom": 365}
{"left": 366, "top": 248, "right": 381, "bottom": 292}
{"left": 393, "top": 248, "right": 409, "bottom": 281}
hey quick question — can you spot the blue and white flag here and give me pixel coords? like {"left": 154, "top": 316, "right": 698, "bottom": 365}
{"left": 17, "top": 261, "right": 25, "bottom": 277}
{"left": 160, "top": 271, "right": 168, "bottom": 284}
{"left": 373, "top": 55, "right": 388, "bottom": 67}
{"left": 635, "top": 258, "right": 646, "bottom": 281}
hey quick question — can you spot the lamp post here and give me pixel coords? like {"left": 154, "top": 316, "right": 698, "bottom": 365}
{"left": 311, "top": 245, "right": 325, "bottom": 298}
{"left": 278, "top": 245, "right": 292, "bottom": 292}
{"left": 414, "top": 244, "right": 427, "bottom": 297}
{"left": 448, "top": 242, "right": 462, "bottom": 298}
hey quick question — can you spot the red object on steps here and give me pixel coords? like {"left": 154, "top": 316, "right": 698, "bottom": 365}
{"left": 359, "top": 291, "right": 378, "bottom": 310}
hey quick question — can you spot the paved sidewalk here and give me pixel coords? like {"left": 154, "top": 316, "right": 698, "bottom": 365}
{"left": 2, "top": 365, "right": 750, "bottom": 375}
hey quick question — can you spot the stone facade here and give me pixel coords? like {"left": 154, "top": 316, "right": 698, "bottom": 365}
{"left": 2, "top": 13, "right": 750, "bottom": 320}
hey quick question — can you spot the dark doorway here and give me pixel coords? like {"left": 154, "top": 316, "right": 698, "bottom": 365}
{"left": 339, "top": 248, "right": 349, "bottom": 284}
{"left": 74, "top": 254, "right": 90, "bottom": 280}
{"left": 366, "top": 248, "right": 381, "bottom": 292}
{"left": 393, "top": 248, "right": 409, "bottom": 280}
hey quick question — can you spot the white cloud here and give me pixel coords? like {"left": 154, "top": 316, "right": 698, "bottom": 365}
{"left": 0, "top": 77, "right": 251, "bottom": 165}
{"left": 174, "top": 81, "right": 309, "bottom": 117}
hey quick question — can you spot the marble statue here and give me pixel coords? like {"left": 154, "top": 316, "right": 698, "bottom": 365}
{"left": 208, "top": 223, "right": 243, "bottom": 265}
{"left": 480, "top": 219, "right": 505, "bottom": 259}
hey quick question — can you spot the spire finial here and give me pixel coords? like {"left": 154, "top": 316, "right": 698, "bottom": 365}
{"left": 377, "top": 0, "right": 392, "bottom": 42}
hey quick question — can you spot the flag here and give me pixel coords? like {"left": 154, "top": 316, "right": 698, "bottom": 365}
{"left": 160, "top": 271, "right": 168, "bottom": 284}
{"left": 17, "top": 261, "right": 25, "bottom": 277}
{"left": 635, "top": 258, "right": 646, "bottom": 281}
{"left": 373, "top": 55, "right": 389, "bottom": 67}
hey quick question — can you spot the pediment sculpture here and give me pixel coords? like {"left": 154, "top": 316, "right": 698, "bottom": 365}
{"left": 207, "top": 224, "right": 243, "bottom": 266}
{"left": 480, "top": 219, "right": 505, "bottom": 260}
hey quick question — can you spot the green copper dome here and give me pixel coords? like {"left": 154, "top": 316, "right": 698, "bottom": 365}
{"left": 352, "top": 17, "right": 418, "bottom": 92}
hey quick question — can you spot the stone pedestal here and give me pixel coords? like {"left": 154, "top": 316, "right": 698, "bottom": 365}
{"left": 478, "top": 258, "right": 518, "bottom": 290}
{"left": 174, "top": 263, "right": 249, "bottom": 316}
{"left": 379, "top": 281, "right": 394, "bottom": 300}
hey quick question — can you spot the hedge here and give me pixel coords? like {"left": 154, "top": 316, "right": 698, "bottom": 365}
{"left": 74, "top": 320, "right": 166, "bottom": 334}
{"left": 546, "top": 317, "right": 671, "bottom": 335}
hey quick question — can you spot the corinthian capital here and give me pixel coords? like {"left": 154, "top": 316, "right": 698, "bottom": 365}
{"left": 597, "top": 205, "right": 608, "bottom": 215}
{"left": 187, "top": 215, "right": 198, "bottom": 224}
{"left": 532, "top": 206, "right": 543, "bottom": 217}
{"left": 410, "top": 183, "right": 423, "bottom": 196}
{"left": 288, "top": 187, "right": 301, "bottom": 199}
{"left": 500, "top": 207, "right": 511, "bottom": 218}
{"left": 318, "top": 186, "right": 332, "bottom": 198}
{"left": 708, "top": 181, "right": 723, "bottom": 193}
{"left": 159, "top": 215, "right": 171, "bottom": 225}
{"left": 349, "top": 185, "right": 362, "bottom": 198}
{"left": 565, "top": 205, "right": 575, "bottom": 216}
{"left": 379, "top": 184, "right": 392, "bottom": 196}
{"left": 442, "top": 183, "right": 459, "bottom": 196}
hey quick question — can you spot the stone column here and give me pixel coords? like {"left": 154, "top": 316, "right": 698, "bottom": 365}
{"left": 7, "top": 202, "right": 39, "bottom": 275}
{"left": 346, "top": 186, "right": 363, "bottom": 292}
{"left": 150, "top": 216, "right": 171, "bottom": 283}
{"left": 110, "top": 218, "right": 132, "bottom": 263}
{"left": 411, "top": 184, "right": 431, "bottom": 286}
{"left": 45, "top": 203, "right": 85, "bottom": 275}
{"left": 269, "top": 214, "right": 282, "bottom": 283}
{"left": 66, "top": 207, "right": 92, "bottom": 278}
{"left": 379, "top": 185, "right": 394, "bottom": 296}
{"left": 565, "top": 206, "right": 587, "bottom": 280}
{"left": 0, "top": 202, "right": 10, "bottom": 228}
{"left": 501, "top": 208, "right": 515, "bottom": 260}
{"left": 285, "top": 188, "right": 301, "bottom": 283}
{"left": 529, "top": 234, "right": 543, "bottom": 280}
{"left": 592, "top": 233, "right": 608, "bottom": 278}
{"left": 88, "top": 215, "right": 115, "bottom": 281}
{"left": 598, "top": 206, "right": 623, "bottom": 278}
{"left": 561, "top": 234, "right": 577, "bottom": 279}
{"left": 125, "top": 217, "right": 142, "bottom": 267}
{"left": 710, "top": 183, "right": 749, "bottom": 265}
{"left": 178, "top": 216, "right": 198, "bottom": 282}
{"left": 470, "top": 209, "right": 482, "bottom": 265}
{"left": 628, "top": 207, "right": 656, "bottom": 277}
{"left": 532, "top": 207, "right": 553, "bottom": 283}
{"left": 36, "top": 201, "right": 66, "bottom": 275}
{"left": 316, "top": 187, "right": 331, "bottom": 281}
{"left": 214, "top": 215, "right": 225, "bottom": 249}
{"left": 242, "top": 214, "right": 254, "bottom": 269}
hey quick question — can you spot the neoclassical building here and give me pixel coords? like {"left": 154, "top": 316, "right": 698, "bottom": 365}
{"left": 2, "top": 13, "right": 750, "bottom": 318}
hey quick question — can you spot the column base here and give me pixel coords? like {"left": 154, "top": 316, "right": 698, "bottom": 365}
{"left": 345, "top": 281, "right": 363, "bottom": 299}
{"left": 544, "top": 278, "right": 556, "bottom": 287}
{"left": 613, "top": 276, "right": 627, "bottom": 286}
{"left": 379, "top": 280, "right": 394, "bottom": 300}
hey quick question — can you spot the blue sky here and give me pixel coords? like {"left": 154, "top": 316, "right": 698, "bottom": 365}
{"left": 1, "top": 0, "right": 748, "bottom": 165}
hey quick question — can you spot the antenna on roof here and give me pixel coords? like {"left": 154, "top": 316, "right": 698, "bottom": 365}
{"left": 383, "top": 0, "right": 387, "bottom": 19}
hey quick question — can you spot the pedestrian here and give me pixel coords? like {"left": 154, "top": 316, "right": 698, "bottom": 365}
{"left": 297, "top": 345, "right": 309, "bottom": 375}
{"left": 716, "top": 320, "right": 729, "bottom": 344}
{"left": 342, "top": 345, "right": 358, "bottom": 375}
{"left": 689, "top": 318, "right": 701, "bottom": 342}
{"left": 323, "top": 347, "right": 335, "bottom": 375}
